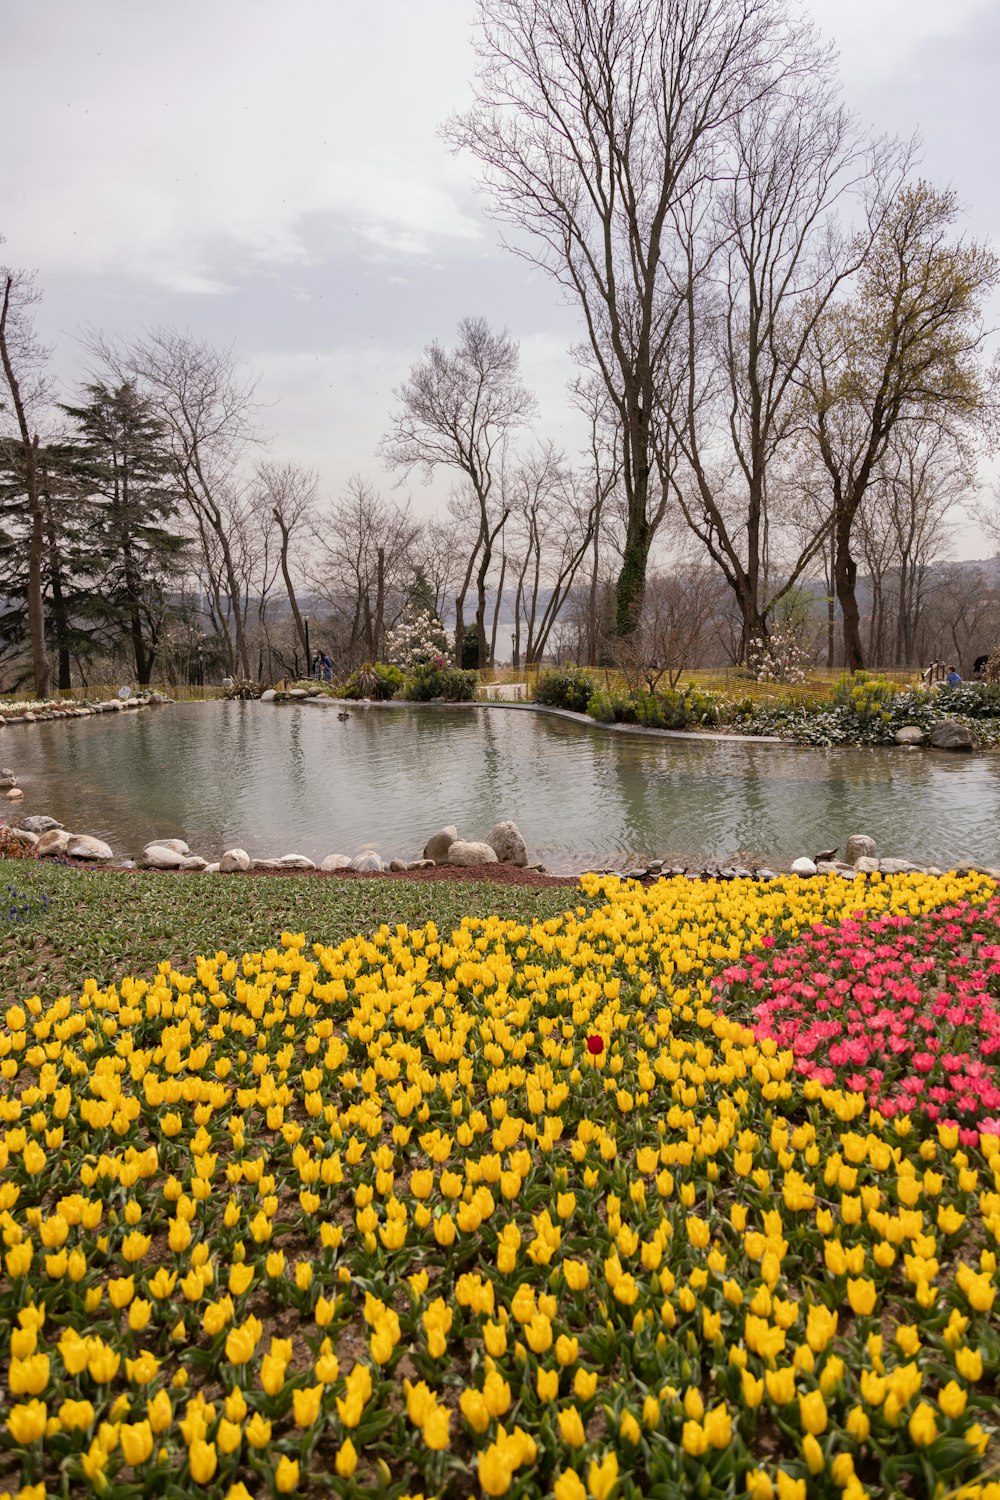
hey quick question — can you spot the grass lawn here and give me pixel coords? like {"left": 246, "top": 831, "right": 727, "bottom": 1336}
{"left": 0, "top": 862, "right": 576, "bottom": 1007}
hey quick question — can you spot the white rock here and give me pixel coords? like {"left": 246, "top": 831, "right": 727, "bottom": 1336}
{"left": 486, "top": 820, "right": 528, "bottom": 866}
{"left": 275, "top": 854, "right": 316, "bottom": 870}
{"left": 854, "top": 856, "right": 880, "bottom": 873}
{"left": 423, "top": 826, "right": 458, "bottom": 862}
{"left": 204, "top": 862, "right": 221, "bottom": 873}
{"left": 790, "top": 857, "right": 817, "bottom": 876}
{"left": 844, "top": 834, "right": 877, "bottom": 863}
{"left": 879, "top": 857, "right": 923, "bottom": 875}
{"left": 349, "top": 850, "right": 384, "bottom": 873}
{"left": 260, "top": 689, "right": 277, "bottom": 702}
{"left": 66, "top": 834, "right": 115, "bottom": 862}
{"left": 286, "top": 688, "right": 308, "bottom": 699}
{"left": 5, "top": 788, "right": 23, "bottom": 800}
{"left": 141, "top": 844, "right": 187, "bottom": 869}
{"left": 448, "top": 840, "right": 499, "bottom": 867}
{"left": 178, "top": 856, "right": 209, "bottom": 871}
{"left": 219, "top": 847, "right": 251, "bottom": 873}
{"left": 320, "top": 853, "right": 352, "bottom": 871}
{"left": 143, "top": 837, "right": 189, "bottom": 856}
{"left": 7, "top": 827, "right": 38, "bottom": 847}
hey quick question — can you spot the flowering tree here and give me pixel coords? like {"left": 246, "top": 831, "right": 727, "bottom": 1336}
{"left": 384, "top": 608, "right": 449, "bottom": 673}
{"left": 747, "top": 622, "right": 811, "bottom": 684}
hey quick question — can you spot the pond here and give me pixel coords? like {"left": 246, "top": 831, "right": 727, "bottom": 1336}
{"left": 9, "top": 700, "right": 1000, "bottom": 872}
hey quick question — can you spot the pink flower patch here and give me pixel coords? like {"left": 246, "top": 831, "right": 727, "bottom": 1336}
{"left": 715, "top": 895, "right": 1000, "bottom": 1130}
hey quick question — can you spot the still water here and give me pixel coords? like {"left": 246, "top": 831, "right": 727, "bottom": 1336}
{"left": 12, "top": 701, "right": 1000, "bottom": 872}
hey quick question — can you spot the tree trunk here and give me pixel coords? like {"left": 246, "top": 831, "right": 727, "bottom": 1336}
{"left": 835, "top": 518, "right": 865, "bottom": 672}
{"left": 489, "top": 551, "right": 507, "bottom": 667}
{"left": 274, "top": 509, "right": 308, "bottom": 658}
{"left": 615, "top": 499, "right": 650, "bottom": 640}
{"left": 375, "top": 546, "right": 385, "bottom": 662}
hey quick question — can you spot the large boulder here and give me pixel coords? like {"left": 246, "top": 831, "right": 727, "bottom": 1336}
{"left": 929, "top": 719, "right": 976, "bottom": 751}
{"left": 879, "top": 857, "right": 924, "bottom": 875}
{"left": 259, "top": 689, "right": 277, "bottom": 702}
{"left": 20, "top": 815, "right": 63, "bottom": 834}
{"left": 894, "top": 726, "right": 924, "bottom": 746}
{"left": 141, "top": 844, "right": 188, "bottom": 870}
{"left": 349, "top": 851, "right": 384, "bottom": 873}
{"left": 65, "top": 834, "right": 114, "bottom": 862}
{"left": 36, "top": 828, "right": 72, "bottom": 857}
{"left": 845, "top": 834, "right": 877, "bottom": 864}
{"left": 320, "top": 853, "right": 351, "bottom": 871}
{"left": 447, "top": 840, "right": 499, "bottom": 867}
{"left": 486, "top": 820, "right": 528, "bottom": 867}
{"left": 219, "top": 847, "right": 251, "bottom": 873}
{"left": 423, "top": 826, "right": 458, "bottom": 863}
{"left": 275, "top": 854, "right": 316, "bottom": 870}
{"left": 143, "top": 837, "right": 189, "bottom": 856}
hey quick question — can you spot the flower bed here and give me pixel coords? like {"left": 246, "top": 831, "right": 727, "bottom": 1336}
{"left": 719, "top": 898, "right": 1000, "bottom": 1138}
{"left": 1, "top": 871, "right": 999, "bottom": 1499}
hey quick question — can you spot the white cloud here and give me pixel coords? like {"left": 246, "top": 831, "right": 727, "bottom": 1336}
{"left": 804, "top": 0, "right": 993, "bottom": 86}
{"left": 1, "top": 0, "right": 481, "bottom": 292}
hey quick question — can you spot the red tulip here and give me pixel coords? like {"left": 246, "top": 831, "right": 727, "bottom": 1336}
{"left": 586, "top": 1035, "right": 604, "bottom": 1055}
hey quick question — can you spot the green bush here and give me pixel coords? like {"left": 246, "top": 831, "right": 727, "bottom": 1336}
{"left": 405, "top": 665, "right": 478, "bottom": 702}
{"left": 535, "top": 668, "right": 597, "bottom": 713}
{"left": 830, "top": 670, "right": 899, "bottom": 720}
{"left": 341, "top": 662, "right": 405, "bottom": 701}
{"left": 585, "top": 690, "right": 619, "bottom": 723}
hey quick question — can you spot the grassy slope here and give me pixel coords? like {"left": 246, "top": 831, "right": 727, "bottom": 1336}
{"left": 0, "top": 861, "right": 579, "bottom": 1004}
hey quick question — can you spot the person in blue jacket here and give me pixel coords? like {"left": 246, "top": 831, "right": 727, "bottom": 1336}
{"left": 946, "top": 665, "right": 962, "bottom": 686}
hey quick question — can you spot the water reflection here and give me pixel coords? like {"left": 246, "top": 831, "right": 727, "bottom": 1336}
{"left": 8, "top": 702, "right": 999, "bottom": 872}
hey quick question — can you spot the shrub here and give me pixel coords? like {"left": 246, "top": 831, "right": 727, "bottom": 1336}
{"left": 341, "top": 663, "right": 404, "bottom": 701}
{"left": 585, "top": 689, "right": 620, "bottom": 724}
{"left": 535, "top": 668, "right": 596, "bottom": 713}
{"left": 405, "top": 665, "right": 478, "bottom": 702}
{"left": 831, "top": 670, "right": 899, "bottom": 720}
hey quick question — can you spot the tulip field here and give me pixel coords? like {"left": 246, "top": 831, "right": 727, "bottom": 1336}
{"left": 1, "top": 868, "right": 999, "bottom": 1500}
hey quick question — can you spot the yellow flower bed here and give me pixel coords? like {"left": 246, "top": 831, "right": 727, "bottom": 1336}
{"left": 1, "top": 871, "right": 999, "bottom": 1499}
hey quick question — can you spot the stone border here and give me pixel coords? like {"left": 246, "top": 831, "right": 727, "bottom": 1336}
{"left": 0, "top": 692, "right": 169, "bottom": 727}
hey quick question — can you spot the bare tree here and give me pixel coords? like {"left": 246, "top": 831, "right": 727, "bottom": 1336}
{"left": 380, "top": 317, "right": 535, "bottom": 666}
{"left": 255, "top": 460, "right": 318, "bottom": 662}
{"left": 447, "top": 0, "right": 806, "bottom": 639}
{"left": 669, "top": 45, "right": 907, "bottom": 659}
{"left": 310, "top": 477, "right": 418, "bottom": 669}
{"left": 506, "top": 442, "right": 607, "bottom": 665}
{"left": 0, "top": 261, "right": 50, "bottom": 696}
{"left": 799, "top": 183, "right": 999, "bottom": 670}
{"left": 86, "top": 327, "right": 261, "bottom": 678}
{"left": 614, "top": 564, "right": 720, "bottom": 689}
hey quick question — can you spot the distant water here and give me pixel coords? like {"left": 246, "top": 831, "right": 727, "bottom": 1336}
{"left": 7, "top": 700, "right": 999, "bottom": 873}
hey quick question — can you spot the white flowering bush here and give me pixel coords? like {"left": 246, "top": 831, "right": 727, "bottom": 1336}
{"left": 747, "top": 623, "right": 811, "bottom": 684}
{"left": 385, "top": 609, "right": 449, "bottom": 673}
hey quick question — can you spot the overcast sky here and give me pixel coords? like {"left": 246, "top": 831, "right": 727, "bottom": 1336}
{"left": 2, "top": 0, "right": 997, "bottom": 554}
